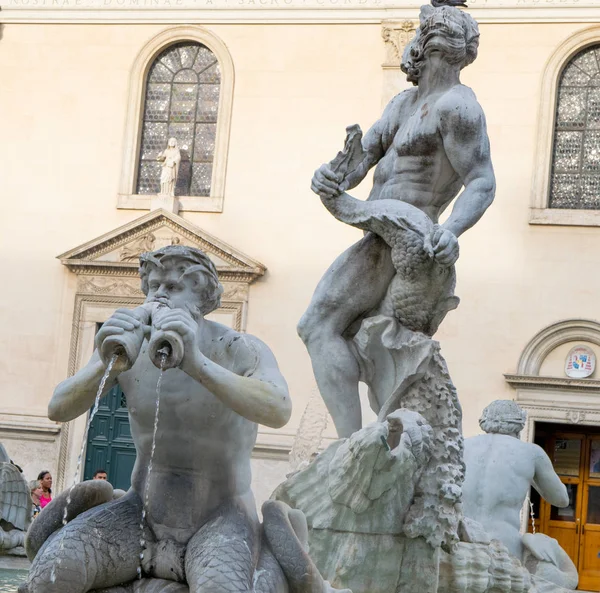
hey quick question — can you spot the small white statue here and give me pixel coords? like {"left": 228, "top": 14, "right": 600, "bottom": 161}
{"left": 157, "top": 137, "right": 181, "bottom": 197}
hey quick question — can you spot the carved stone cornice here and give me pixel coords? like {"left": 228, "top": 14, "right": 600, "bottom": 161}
{"left": 0, "top": 412, "right": 61, "bottom": 443}
{"left": 58, "top": 209, "right": 266, "bottom": 284}
{"left": 505, "top": 374, "right": 600, "bottom": 392}
{"left": 2, "top": 3, "right": 599, "bottom": 24}
{"left": 381, "top": 20, "right": 417, "bottom": 68}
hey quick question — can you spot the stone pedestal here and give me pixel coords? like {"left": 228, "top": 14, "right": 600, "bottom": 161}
{"left": 150, "top": 195, "right": 180, "bottom": 214}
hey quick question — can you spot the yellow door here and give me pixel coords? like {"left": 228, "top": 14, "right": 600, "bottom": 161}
{"left": 538, "top": 432, "right": 600, "bottom": 591}
{"left": 578, "top": 436, "right": 600, "bottom": 591}
{"left": 542, "top": 434, "right": 584, "bottom": 568}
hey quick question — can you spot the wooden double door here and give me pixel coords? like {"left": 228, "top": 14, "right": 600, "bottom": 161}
{"left": 533, "top": 423, "right": 600, "bottom": 591}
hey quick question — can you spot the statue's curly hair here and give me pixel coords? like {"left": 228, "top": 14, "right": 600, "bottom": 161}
{"left": 479, "top": 400, "right": 527, "bottom": 437}
{"left": 401, "top": 4, "right": 480, "bottom": 84}
{"left": 139, "top": 245, "right": 224, "bottom": 316}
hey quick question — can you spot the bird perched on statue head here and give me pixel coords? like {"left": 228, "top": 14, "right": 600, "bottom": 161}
{"left": 431, "top": 0, "right": 468, "bottom": 7}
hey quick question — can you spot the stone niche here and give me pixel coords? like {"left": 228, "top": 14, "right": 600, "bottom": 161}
{"left": 55, "top": 208, "right": 267, "bottom": 490}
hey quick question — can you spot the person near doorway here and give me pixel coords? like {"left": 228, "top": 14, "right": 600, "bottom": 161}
{"left": 37, "top": 471, "right": 52, "bottom": 509}
{"left": 93, "top": 469, "right": 108, "bottom": 480}
{"left": 29, "top": 480, "right": 43, "bottom": 518}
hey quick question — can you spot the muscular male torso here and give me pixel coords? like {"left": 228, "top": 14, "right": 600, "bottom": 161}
{"left": 366, "top": 85, "right": 472, "bottom": 220}
{"left": 118, "top": 320, "right": 259, "bottom": 544}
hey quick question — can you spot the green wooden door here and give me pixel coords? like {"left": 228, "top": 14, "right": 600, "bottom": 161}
{"left": 83, "top": 384, "right": 136, "bottom": 491}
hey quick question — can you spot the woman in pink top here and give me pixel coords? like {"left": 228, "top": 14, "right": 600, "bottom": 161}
{"left": 37, "top": 470, "right": 52, "bottom": 508}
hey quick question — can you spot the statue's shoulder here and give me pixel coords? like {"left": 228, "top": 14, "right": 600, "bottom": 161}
{"left": 436, "top": 84, "right": 482, "bottom": 116}
{"left": 528, "top": 441, "right": 550, "bottom": 459}
{"left": 206, "top": 321, "right": 271, "bottom": 371}
{"left": 384, "top": 87, "right": 418, "bottom": 113}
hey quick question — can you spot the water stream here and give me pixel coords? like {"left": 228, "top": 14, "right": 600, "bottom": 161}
{"left": 138, "top": 352, "right": 167, "bottom": 579}
{"left": 50, "top": 354, "right": 118, "bottom": 583}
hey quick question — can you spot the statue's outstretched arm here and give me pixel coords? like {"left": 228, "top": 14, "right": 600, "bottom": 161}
{"left": 187, "top": 333, "right": 292, "bottom": 429}
{"left": 532, "top": 445, "right": 569, "bottom": 508}
{"left": 438, "top": 91, "right": 496, "bottom": 239}
{"left": 154, "top": 308, "right": 291, "bottom": 428}
{"left": 49, "top": 307, "right": 148, "bottom": 421}
{"left": 48, "top": 349, "right": 118, "bottom": 422}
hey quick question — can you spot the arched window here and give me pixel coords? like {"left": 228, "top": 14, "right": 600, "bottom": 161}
{"left": 136, "top": 42, "right": 221, "bottom": 198}
{"left": 549, "top": 44, "right": 600, "bottom": 210}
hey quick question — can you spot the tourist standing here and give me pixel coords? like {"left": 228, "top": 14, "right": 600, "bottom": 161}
{"left": 29, "top": 480, "right": 43, "bottom": 518}
{"left": 37, "top": 470, "right": 52, "bottom": 508}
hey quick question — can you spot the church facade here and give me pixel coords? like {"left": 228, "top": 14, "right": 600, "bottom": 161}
{"left": 1, "top": 0, "right": 600, "bottom": 583}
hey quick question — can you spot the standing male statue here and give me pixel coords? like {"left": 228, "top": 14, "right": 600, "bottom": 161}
{"left": 463, "top": 399, "right": 578, "bottom": 592}
{"left": 21, "top": 245, "right": 346, "bottom": 593}
{"left": 299, "top": 1, "right": 496, "bottom": 438}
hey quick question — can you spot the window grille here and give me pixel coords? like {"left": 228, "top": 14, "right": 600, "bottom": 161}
{"left": 550, "top": 45, "right": 600, "bottom": 210}
{"left": 136, "top": 42, "right": 221, "bottom": 197}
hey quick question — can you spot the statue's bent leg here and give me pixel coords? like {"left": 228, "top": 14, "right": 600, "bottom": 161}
{"left": 297, "top": 233, "right": 394, "bottom": 437}
{"left": 24, "top": 491, "right": 143, "bottom": 593}
{"left": 185, "top": 500, "right": 260, "bottom": 593}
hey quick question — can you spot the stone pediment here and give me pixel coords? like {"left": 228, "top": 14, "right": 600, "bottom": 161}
{"left": 58, "top": 209, "right": 266, "bottom": 284}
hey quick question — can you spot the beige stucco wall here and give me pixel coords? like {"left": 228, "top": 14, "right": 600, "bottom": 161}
{"left": 0, "top": 18, "right": 599, "bottom": 491}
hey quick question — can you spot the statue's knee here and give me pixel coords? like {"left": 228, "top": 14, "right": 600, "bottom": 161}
{"left": 297, "top": 311, "right": 328, "bottom": 345}
{"left": 297, "top": 313, "right": 312, "bottom": 344}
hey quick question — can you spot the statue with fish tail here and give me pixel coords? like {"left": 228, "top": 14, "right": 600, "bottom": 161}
{"left": 19, "top": 244, "right": 349, "bottom": 593}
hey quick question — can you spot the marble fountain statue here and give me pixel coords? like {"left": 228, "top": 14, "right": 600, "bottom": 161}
{"left": 19, "top": 245, "right": 351, "bottom": 593}
{"left": 0, "top": 444, "right": 31, "bottom": 555}
{"left": 15, "top": 1, "right": 579, "bottom": 592}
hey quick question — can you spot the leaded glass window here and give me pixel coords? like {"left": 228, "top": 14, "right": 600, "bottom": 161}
{"left": 550, "top": 45, "right": 600, "bottom": 210}
{"left": 136, "top": 42, "right": 221, "bottom": 197}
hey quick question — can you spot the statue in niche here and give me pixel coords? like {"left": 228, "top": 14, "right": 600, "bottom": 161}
{"left": 158, "top": 137, "right": 182, "bottom": 197}
{"left": 463, "top": 400, "right": 578, "bottom": 592}
{"left": 20, "top": 245, "right": 348, "bottom": 593}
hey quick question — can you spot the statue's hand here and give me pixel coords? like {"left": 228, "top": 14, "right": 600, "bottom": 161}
{"left": 311, "top": 164, "right": 342, "bottom": 199}
{"left": 432, "top": 226, "right": 459, "bottom": 267}
{"left": 153, "top": 308, "right": 200, "bottom": 374}
{"left": 523, "top": 533, "right": 559, "bottom": 564}
{"left": 95, "top": 308, "right": 149, "bottom": 369}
